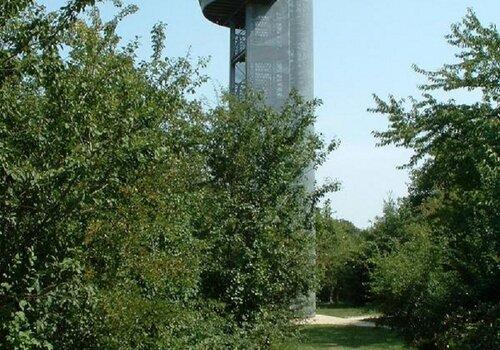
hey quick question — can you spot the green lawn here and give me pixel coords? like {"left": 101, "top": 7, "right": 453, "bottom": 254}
{"left": 277, "top": 305, "right": 411, "bottom": 350}
{"left": 282, "top": 326, "right": 411, "bottom": 350}
{"left": 316, "top": 304, "right": 380, "bottom": 319}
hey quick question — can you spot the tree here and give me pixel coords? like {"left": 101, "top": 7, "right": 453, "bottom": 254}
{"left": 315, "top": 204, "right": 369, "bottom": 305}
{"left": 199, "top": 92, "right": 337, "bottom": 338}
{"left": 0, "top": 2, "right": 217, "bottom": 347}
{"left": 370, "top": 10, "right": 499, "bottom": 349}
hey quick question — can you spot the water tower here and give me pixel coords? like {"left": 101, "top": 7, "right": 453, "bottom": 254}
{"left": 198, "top": 0, "right": 315, "bottom": 317}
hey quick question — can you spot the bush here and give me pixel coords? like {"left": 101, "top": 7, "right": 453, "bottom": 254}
{"left": 199, "top": 91, "right": 336, "bottom": 326}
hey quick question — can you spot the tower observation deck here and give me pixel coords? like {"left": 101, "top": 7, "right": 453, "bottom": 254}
{"left": 198, "top": 0, "right": 315, "bottom": 317}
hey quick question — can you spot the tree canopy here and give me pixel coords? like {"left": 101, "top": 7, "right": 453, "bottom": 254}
{"left": 369, "top": 10, "right": 499, "bottom": 349}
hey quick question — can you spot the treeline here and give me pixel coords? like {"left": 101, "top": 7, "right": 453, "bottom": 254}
{"left": 316, "top": 10, "right": 499, "bottom": 350}
{"left": 0, "top": 2, "right": 336, "bottom": 348}
{"left": 315, "top": 204, "right": 368, "bottom": 306}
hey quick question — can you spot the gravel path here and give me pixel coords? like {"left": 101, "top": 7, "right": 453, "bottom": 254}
{"left": 298, "top": 314, "right": 378, "bottom": 328}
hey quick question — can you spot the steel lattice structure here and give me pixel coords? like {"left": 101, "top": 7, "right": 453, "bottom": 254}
{"left": 198, "top": 0, "right": 315, "bottom": 317}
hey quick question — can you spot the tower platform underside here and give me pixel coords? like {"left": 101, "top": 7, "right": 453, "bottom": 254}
{"left": 199, "top": 0, "right": 275, "bottom": 28}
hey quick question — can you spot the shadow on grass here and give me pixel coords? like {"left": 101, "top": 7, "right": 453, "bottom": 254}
{"left": 288, "top": 325, "right": 410, "bottom": 350}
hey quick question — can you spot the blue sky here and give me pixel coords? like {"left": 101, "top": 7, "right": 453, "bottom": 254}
{"left": 44, "top": 0, "right": 499, "bottom": 227}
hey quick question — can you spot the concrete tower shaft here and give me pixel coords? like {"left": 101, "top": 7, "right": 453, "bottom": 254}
{"left": 199, "top": 0, "right": 313, "bottom": 110}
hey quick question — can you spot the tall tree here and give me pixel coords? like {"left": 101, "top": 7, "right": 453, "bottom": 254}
{"left": 370, "top": 10, "right": 499, "bottom": 349}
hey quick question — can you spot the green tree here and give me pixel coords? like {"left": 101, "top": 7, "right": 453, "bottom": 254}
{"left": 198, "top": 92, "right": 337, "bottom": 344}
{"left": 0, "top": 2, "right": 218, "bottom": 347}
{"left": 370, "top": 10, "right": 499, "bottom": 349}
{"left": 315, "top": 204, "right": 369, "bottom": 305}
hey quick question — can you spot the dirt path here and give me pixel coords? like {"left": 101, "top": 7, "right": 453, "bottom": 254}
{"left": 299, "top": 314, "right": 378, "bottom": 328}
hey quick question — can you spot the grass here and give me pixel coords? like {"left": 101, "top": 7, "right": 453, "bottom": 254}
{"left": 284, "top": 325, "right": 411, "bottom": 350}
{"left": 316, "top": 303, "right": 380, "bottom": 319}
{"left": 277, "top": 304, "right": 411, "bottom": 350}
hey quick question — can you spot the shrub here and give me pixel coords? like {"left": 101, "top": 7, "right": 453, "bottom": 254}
{"left": 199, "top": 91, "right": 336, "bottom": 327}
